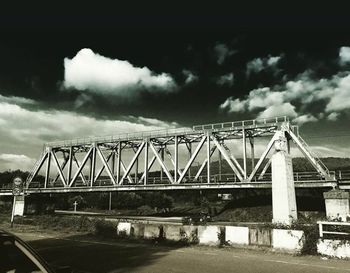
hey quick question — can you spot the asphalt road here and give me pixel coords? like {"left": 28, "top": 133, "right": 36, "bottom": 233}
{"left": 16, "top": 232, "right": 350, "bottom": 273}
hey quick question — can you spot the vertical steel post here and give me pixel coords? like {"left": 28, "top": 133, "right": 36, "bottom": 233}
{"left": 160, "top": 146, "right": 164, "bottom": 181}
{"left": 174, "top": 136, "right": 178, "bottom": 183}
{"left": 111, "top": 151, "right": 115, "bottom": 176}
{"left": 116, "top": 142, "right": 121, "bottom": 184}
{"left": 207, "top": 132, "right": 211, "bottom": 183}
{"left": 45, "top": 149, "right": 51, "bottom": 188}
{"left": 90, "top": 144, "right": 96, "bottom": 187}
{"left": 242, "top": 128, "right": 247, "bottom": 179}
{"left": 67, "top": 146, "right": 73, "bottom": 186}
{"left": 219, "top": 144, "right": 222, "bottom": 181}
{"left": 134, "top": 154, "right": 139, "bottom": 183}
{"left": 188, "top": 143, "right": 192, "bottom": 179}
{"left": 250, "top": 137, "right": 255, "bottom": 172}
{"left": 144, "top": 141, "right": 149, "bottom": 185}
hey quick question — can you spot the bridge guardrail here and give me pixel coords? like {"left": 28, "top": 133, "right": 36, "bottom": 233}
{"left": 318, "top": 221, "right": 350, "bottom": 238}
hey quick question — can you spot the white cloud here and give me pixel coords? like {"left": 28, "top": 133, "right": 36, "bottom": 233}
{"left": 182, "top": 69, "right": 198, "bottom": 85}
{"left": 0, "top": 100, "right": 179, "bottom": 171}
{"left": 220, "top": 70, "right": 350, "bottom": 122}
{"left": 257, "top": 103, "right": 297, "bottom": 119}
{"left": 327, "top": 112, "right": 339, "bottom": 121}
{"left": 292, "top": 114, "right": 317, "bottom": 125}
{"left": 339, "top": 46, "right": 350, "bottom": 64}
{"left": 216, "top": 73, "right": 234, "bottom": 87}
{"left": 0, "top": 154, "right": 34, "bottom": 171}
{"left": 0, "top": 94, "right": 36, "bottom": 105}
{"left": 246, "top": 55, "right": 282, "bottom": 76}
{"left": 63, "top": 48, "right": 177, "bottom": 96}
{"left": 214, "top": 43, "right": 236, "bottom": 65}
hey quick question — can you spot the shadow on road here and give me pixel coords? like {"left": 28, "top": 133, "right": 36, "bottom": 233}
{"left": 27, "top": 233, "right": 183, "bottom": 273}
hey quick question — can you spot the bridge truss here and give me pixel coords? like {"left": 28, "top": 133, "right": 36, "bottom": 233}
{"left": 13, "top": 116, "right": 336, "bottom": 194}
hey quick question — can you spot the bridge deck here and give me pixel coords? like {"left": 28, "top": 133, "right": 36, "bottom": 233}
{"left": 1, "top": 180, "right": 347, "bottom": 195}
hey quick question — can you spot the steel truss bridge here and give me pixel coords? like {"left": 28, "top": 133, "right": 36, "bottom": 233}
{"left": 1, "top": 116, "right": 350, "bottom": 196}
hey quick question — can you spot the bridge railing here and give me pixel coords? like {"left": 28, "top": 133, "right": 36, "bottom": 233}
{"left": 337, "top": 170, "right": 350, "bottom": 182}
{"left": 46, "top": 116, "right": 289, "bottom": 148}
{"left": 192, "top": 116, "right": 288, "bottom": 131}
{"left": 318, "top": 221, "right": 350, "bottom": 238}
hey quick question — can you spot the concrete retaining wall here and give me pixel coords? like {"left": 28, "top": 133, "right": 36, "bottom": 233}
{"left": 272, "top": 229, "right": 304, "bottom": 253}
{"left": 198, "top": 226, "right": 220, "bottom": 246}
{"left": 143, "top": 224, "right": 161, "bottom": 239}
{"left": 225, "top": 226, "right": 249, "bottom": 245}
{"left": 103, "top": 218, "right": 305, "bottom": 253}
{"left": 130, "top": 223, "right": 145, "bottom": 238}
{"left": 164, "top": 225, "right": 182, "bottom": 241}
{"left": 317, "top": 239, "right": 350, "bottom": 258}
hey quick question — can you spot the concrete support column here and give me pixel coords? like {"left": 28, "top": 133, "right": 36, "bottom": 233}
{"left": 272, "top": 132, "right": 297, "bottom": 225}
{"left": 323, "top": 190, "right": 350, "bottom": 221}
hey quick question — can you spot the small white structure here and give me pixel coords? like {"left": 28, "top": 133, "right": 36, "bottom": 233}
{"left": 13, "top": 195, "right": 25, "bottom": 216}
{"left": 323, "top": 190, "right": 350, "bottom": 222}
{"left": 225, "top": 226, "right": 249, "bottom": 245}
{"left": 198, "top": 226, "right": 220, "bottom": 246}
{"left": 117, "top": 222, "right": 131, "bottom": 236}
{"left": 272, "top": 229, "right": 304, "bottom": 253}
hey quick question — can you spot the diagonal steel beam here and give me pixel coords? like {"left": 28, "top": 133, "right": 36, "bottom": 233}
{"left": 26, "top": 151, "right": 48, "bottom": 187}
{"left": 165, "top": 147, "right": 182, "bottom": 177}
{"left": 119, "top": 160, "right": 134, "bottom": 184}
{"left": 51, "top": 151, "right": 67, "bottom": 186}
{"left": 248, "top": 131, "right": 279, "bottom": 181}
{"left": 177, "top": 135, "right": 206, "bottom": 184}
{"left": 73, "top": 156, "right": 88, "bottom": 185}
{"left": 94, "top": 152, "right": 113, "bottom": 182}
{"left": 258, "top": 158, "right": 272, "bottom": 180}
{"left": 287, "top": 129, "right": 331, "bottom": 179}
{"left": 69, "top": 147, "right": 93, "bottom": 187}
{"left": 53, "top": 154, "right": 68, "bottom": 183}
{"left": 96, "top": 146, "right": 117, "bottom": 185}
{"left": 222, "top": 143, "right": 245, "bottom": 176}
{"left": 149, "top": 141, "right": 174, "bottom": 184}
{"left": 119, "top": 142, "right": 145, "bottom": 185}
{"left": 139, "top": 146, "right": 162, "bottom": 184}
{"left": 194, "top": 146, "right": 216, "bottom": 181}
{"left": 211, "top": 137, "right": 243, "bottom": 182}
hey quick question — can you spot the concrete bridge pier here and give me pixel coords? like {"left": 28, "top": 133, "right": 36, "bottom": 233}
{"left": 272, "top": 131, "right": 297, "bottom": 225}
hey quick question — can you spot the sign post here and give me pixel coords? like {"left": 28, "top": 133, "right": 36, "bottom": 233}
{"left": 11, "top": 176, "right": 24, "bottom": 228}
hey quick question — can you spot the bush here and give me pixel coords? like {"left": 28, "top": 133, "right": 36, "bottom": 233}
{"left": 136, "top": 205, "right": 154, "bottom": 215}
{"left": 94, "top": 219, "right": 117, "bottom": 237}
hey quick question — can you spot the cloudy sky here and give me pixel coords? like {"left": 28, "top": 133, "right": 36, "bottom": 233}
{"left": 1, "top": 9, "right": 350, "bottom": 171}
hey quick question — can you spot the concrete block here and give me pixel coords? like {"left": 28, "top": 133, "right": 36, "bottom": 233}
{"left": 164, "top": 225, "right": 181, "bottom": 241}
{"left": 198, "top": 226, "right": 220, "bottom": 246}
{"left": 143, "top": 224, "right": 161, "bottom": 239}
{"left": 323, "top": 190, "right": 350, "bottom": 221}
{"left": 249, "top": 227, "right": 272, "bottom": 246}
{"left": 225, "top": 226, "right": 249, "bottom": 245}
{"left": 130, "top": 223, "right": 145, "bottom": 238}
{"left": 317, "top": 239, "right": 350, "bottom": 259}
{"left": 272, "top": 229, "right": 304, "bottom": 253}
{"left": 117, "top": 222, "right": 131, "bottom": 236}
{"left": 180, "top": 226, "right": 198, "bottom": 243}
